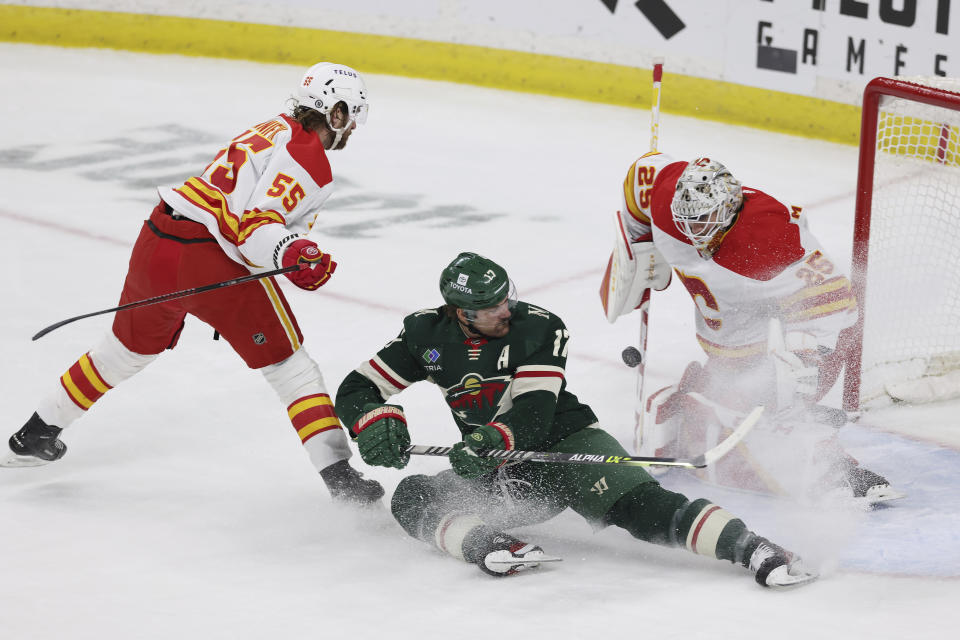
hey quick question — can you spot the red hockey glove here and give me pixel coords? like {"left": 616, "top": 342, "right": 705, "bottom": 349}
{"left": 282, "top": 239, "right": 337, "bottom": 290}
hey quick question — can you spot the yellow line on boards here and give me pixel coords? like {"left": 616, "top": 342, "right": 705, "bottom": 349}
{"left": 0, "top": 5, "right": 860, "bottom": 144}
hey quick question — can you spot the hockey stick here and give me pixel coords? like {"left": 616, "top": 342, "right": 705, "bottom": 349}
{"left": 649, "top": 57, "right": 663, "bottom": 154}
{"left": 629, "top": 57, "right": 664, "bottom": 453}
{"left": 408, "top": 406, "right": 764, "bottom": 469}
{"left": 31, "top": 264, "right": 304, "bottom": 341}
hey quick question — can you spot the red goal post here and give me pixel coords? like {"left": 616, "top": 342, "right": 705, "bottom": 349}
{"left": 843, "top": 76, "right": 960, "bottom": 410}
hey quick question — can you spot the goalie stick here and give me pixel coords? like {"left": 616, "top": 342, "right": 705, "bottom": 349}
{"left": 31, "top": 264, "right": 304, "bottom": 340}
{"left": 407, "top": 406, "right": 764, "bottom": 469}
{"left": 630, "top": 56, "right": 664, "bottom": 453}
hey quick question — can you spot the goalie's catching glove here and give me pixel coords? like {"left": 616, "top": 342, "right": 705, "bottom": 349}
{"left": 449, "top": 424, "right": 506, "bottom": 479}
{"left": 351, "top": 403, "right": 410, "bottom": 469}
{"left": 282, "top": 238, "right": 337, "bottom": 290}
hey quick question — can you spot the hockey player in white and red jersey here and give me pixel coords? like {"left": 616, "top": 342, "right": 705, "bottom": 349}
{"left": 600, "top": 152, "right": 900, "bottom": 504}
{"left": 4, "top": 62, "right": 384, "bottom": 504}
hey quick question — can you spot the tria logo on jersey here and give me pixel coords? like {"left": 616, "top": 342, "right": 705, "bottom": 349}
{"left": 421, "top": 347, "right": 442, "bottom": 371}
{"left": 446, "top": 374, "right": 509, "bottom": 412}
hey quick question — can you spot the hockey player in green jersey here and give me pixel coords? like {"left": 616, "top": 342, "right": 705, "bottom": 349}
{"left": 335, "top": 252, "right": 817, "bottom": 588}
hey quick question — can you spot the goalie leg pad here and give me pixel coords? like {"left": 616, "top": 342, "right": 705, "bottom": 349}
{"left": 639, "top": 361, "right": 713, "bottom": 457}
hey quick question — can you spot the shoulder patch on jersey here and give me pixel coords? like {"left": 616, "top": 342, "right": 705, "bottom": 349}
{"left": 712, "top": 189, "right": 805, "bottom": 281}
{"left": 281, "top": 114, "right": 333, "bottom": 189}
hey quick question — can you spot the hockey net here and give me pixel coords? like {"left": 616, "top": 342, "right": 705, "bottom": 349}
{"left": 844, "top": 76, "right": 960, "bottom": 410}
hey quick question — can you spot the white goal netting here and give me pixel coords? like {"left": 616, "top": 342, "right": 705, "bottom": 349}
{"left": 859, "top": 76, "right": 960, "bottom": 407}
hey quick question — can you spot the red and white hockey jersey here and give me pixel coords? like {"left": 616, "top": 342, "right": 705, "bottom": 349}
{"left": 158, "top": 114, "right": 333, "bottom": 271}
{"left": 620, "top": 152, "right": 857, "bottom": 362}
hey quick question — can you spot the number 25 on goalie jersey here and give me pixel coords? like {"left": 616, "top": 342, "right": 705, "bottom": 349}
{"left": 617, "top": 152, "right": 858, "bottom": 361}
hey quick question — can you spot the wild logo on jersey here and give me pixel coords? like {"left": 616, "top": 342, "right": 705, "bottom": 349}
{"left": 445, "top": 373, "right": 511, "bottom": 422}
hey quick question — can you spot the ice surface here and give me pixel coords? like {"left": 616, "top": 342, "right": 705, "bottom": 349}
{"left": 1, "top": 44, "right": 957, "bottom": 638}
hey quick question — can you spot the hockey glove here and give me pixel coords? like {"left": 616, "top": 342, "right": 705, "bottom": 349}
{"left": 449, "top": 424, "right": 506, "bottom": 479}
{"left": 282, "top": 239, "right": 337, "bottom": 291}
{"left": 352, "top": 403, "right": 410, "bottom": 469}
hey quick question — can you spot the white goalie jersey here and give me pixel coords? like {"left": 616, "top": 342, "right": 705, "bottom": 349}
{"left": 606, "top": 152, "right": 903, "bottom": 504}
{"left": 159, "top": 114, "right": 334, "bottom": 271}
{"left": 618, "top": 152, "right": 858, "bottom": 363}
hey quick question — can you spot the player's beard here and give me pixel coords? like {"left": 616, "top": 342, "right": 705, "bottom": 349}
{"left": 480, "top": 318, "right": 511, "bottom": 338}
{"left": 462, "top": 317, "right": 511, "bottom": 339}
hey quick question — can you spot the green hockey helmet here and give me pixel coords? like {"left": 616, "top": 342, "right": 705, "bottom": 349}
{"left": 439, "top": 252, "right": 515, "bottom": 312}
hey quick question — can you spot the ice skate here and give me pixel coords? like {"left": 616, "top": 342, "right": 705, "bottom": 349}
{"left": 464, "top": 529, "right": 560, "bottom": 577}
{"left": 319, "top": 459, "right": 385, "bottom": 505}
{"left": 744, "top": 536, "right": 818, "bottom": 589}
{"left": 2, "top": 413, "right": 66, "bottom": 468}
{"left": 846, "top": 465, "right": 905, "bottom": 505}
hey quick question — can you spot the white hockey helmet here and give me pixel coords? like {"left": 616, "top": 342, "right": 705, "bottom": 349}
{"left": 297, "top": 62, "right": 369, "bottom": 146}
{"left": 670, "top": 158, "right": 743, "bottom": 257}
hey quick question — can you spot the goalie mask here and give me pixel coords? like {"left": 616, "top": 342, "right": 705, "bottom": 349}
{"left": 297, "top": 62, "right": 369, "bottom": 148}
{"left": 670, "top": 158, "right": 743, "bottom": 258}
{"left": 439, "top": 252, "right": 517, "bottom": 323}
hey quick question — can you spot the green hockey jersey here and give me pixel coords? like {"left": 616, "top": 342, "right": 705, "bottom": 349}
{"left": 335, "top": 301, "right": 598, "bottom": 451}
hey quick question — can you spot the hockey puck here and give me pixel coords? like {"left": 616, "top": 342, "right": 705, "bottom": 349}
{"left": 621, "top": 346, "right": 643, "bottom": 368}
